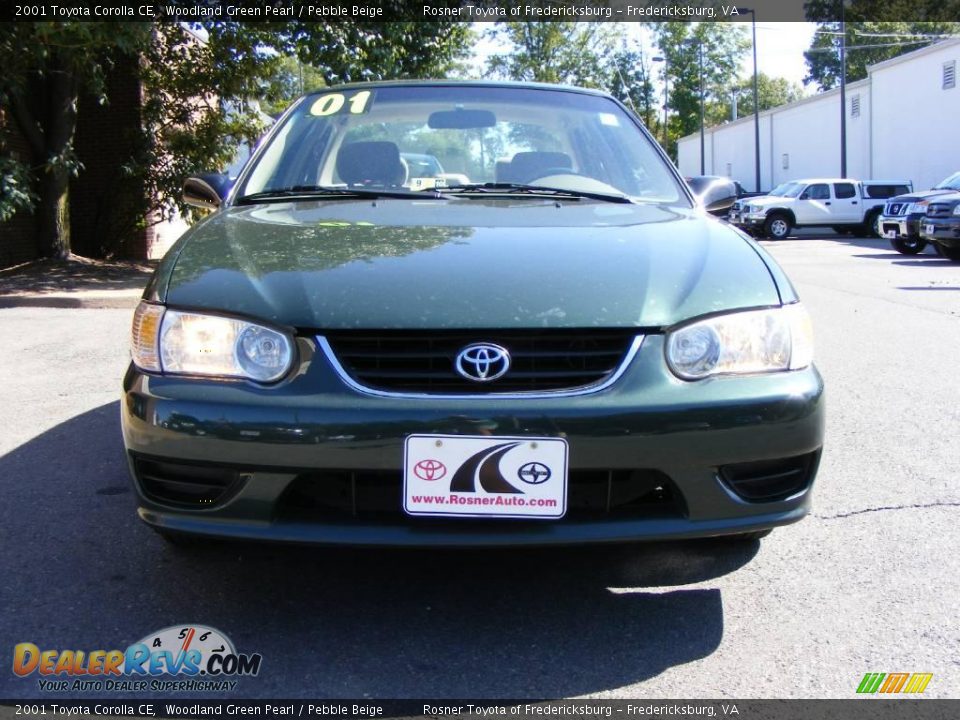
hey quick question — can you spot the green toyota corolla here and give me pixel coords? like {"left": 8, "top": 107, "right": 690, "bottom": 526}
{"left": 122, "top": 81, "right": 824, "bottom": 546}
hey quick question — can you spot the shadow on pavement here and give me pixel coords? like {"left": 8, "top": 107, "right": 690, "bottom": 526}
{"left": 0, "top": 402, "right": 758, "bottom": 698}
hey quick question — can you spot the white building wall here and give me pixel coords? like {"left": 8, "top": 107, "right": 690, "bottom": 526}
{"left": 869, "top": 41, "right": 960, "bottom": 189}
{"left": 678, "top": 38, "right": 960, "bottom": 192}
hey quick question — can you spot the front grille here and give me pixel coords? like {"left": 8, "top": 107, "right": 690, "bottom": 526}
{"left": 719, "top": 450, "right": 820, "bottom": 502}
{"left": 885, "top": 202, "right": 907, "bottom": 216}
{"left": 133, "top": 456, "right": 244, "bottom": 508}
{"left": 925, "top": 203, "right": 956, "bottom": 218}
{"left": 323, "top": 330, "right": 639, "bottom": 394}
{"left": 277, "top": 469, "right": 684, "bottom": 524}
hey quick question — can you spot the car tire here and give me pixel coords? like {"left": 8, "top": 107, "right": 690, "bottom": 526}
{"left": 764, "top": 214, "right": 791, "bottom": 240}
{"left": 864, "top": 209, "right": 883, "bottom": 238}
{"left": 890, "top": 235, "right": 927, "bottom": 255}
{"left": 935, "top": 244, "right": 960, "bottom": 262}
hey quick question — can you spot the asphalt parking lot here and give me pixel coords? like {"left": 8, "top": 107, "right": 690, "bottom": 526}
{"left": 1, "top": 235, "right": 958, "bottom": 700}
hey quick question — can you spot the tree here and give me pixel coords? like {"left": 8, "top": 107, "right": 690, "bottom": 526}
{"left": 803, "top": 0, "right": 960, "bottom": 89}
{"left": 260, "top": 56, "right": 328, "bottom": 117}
{"left": 608, "top": 38, "right": 660, "bottom": 131}
{"left": 0, "top": 21, "right": 473, "bottom": 259}
{"left": 486, "top": 22, "right": 617, "bottom": 87}
{"left": 650, "top": 22, "right": 750, "bottom": 159}
{"left": 734, "top": 73, "right": 806, "bottom": 116}
{"left": 0, "top": 23, "right": 150, "bottom": 258}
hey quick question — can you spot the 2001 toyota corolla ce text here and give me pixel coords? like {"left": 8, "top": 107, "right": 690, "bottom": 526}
{"left": 122, "top": 81, "right": 824, "bottom": 547}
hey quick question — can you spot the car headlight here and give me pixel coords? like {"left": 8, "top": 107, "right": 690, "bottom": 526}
{"left": 953, "top": 205, "right": 960, "bottom": 216}
{"left": 666, "top": 304, "right": 813, "bottom": 380}
{"left": 130, "top": 302, "right": 294, "bottom": 382}
{"left": 909, "top": 202, "right": 927, "bottom": 214}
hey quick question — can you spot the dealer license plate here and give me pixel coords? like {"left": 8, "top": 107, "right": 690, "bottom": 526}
{"left": 925, "top": 224, "right": 935, "bottom": 235}
{"left": 884, "top": 229, "right": 897, "bottom": 239}
{"left": 403, "top": 434, "right": 568, "bottom": 519}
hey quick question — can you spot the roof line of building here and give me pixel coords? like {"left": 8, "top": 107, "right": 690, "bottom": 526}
{"left": 679, "top": 37, "right": 958, "bottom": 143}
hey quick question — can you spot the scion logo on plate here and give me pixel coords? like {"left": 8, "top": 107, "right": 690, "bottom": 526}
{"left": 517, "top": 461, "right": 552, "bottom": 484}
{"left": 455, "top": 343, "right": 511, "bottom": 382}
{"left": 413, "top": 459, "right": 447, "bottom": 481}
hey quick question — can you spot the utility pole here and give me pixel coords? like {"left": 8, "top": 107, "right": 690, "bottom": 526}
{"left": 839, "top": 4, "right": 848, "bottom": 178}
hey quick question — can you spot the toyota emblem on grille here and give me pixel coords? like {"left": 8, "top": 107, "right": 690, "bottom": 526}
{"left": 455, "top": 343, "right": 511, "bottom": 382}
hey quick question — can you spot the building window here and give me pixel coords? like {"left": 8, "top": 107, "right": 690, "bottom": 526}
{"left": 725, "top": 162, "right": 732, "bottom": 176}
{"left": 851, "top": 94, "right": 861, "bottom": 117}
{"left": 782, "top": 153, "right": 789, "bottom": 170}
{"left": 944, "top": 61, "right": 957, "bottom": 90}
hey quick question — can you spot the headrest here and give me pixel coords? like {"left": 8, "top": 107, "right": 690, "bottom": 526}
{"left": 509, "top": 152, "right": 573, "bottom": 183}
{"left": 336, "top": 141, "right": 407, "bottom": 186}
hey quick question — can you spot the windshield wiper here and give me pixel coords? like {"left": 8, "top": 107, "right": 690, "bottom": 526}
{"left": 443, "top": 182, "right": 633, "bottom": 204}
{"left": 235, "top": 185, "right": 446, "bottom": 205}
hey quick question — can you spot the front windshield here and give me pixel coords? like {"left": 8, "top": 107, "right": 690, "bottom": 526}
{"left": 769, "top": 182, "right": 804, "bottom": 198}
{"left": 238, "top": 85, "right": 686, "bottom": 204}
{"left": 935, "top": 172, "right": 960, "bottom": 191}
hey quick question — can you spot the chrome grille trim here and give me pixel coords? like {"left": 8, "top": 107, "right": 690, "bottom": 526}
{"left": 317, "top": 335, "right": 645, "bottom": 399}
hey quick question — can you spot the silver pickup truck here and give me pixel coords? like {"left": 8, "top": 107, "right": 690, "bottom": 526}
{"left": 729, "top": 178, "right": 912, "bottom": 239}
{"left": 881, "top": 171, "right": 960, "bottom": 254}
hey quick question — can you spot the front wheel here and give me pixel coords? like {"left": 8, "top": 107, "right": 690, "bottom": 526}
{"left": 865, "top": 209, "right": 883, "bottom": 238}
{"left": 890, "top": 235, "right": 927, "bottom": 255}
{"left": 764, "top": 214, "right": 791, "bottom": 240}
{"left": 935, "top": 244, "right": 960, "bottom": 262}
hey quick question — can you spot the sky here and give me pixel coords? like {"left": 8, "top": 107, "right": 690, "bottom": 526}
{"left": 469, "top": 22, "right": 819, "bottom": 92}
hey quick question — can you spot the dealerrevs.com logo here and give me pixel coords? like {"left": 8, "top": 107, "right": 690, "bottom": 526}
{"left": 13, "top": 625, "right": 262, "bottom": 693}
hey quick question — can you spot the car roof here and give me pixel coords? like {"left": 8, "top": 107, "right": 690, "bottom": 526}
{"left": 298, "top": 79, "right": 614, "bottom": 101}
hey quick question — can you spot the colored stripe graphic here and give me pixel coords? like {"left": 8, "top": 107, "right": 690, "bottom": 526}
{"left": 857, "top": 673, "right": 885, "bottom": 693}
{"left": 856, "top": 672, "right": 932, "bottom": 694}
{"left": 903, "top": 673, "right": 933, "bottom": 694}
{"left": 880, "top": 673, "right": 910, "bottom": 693}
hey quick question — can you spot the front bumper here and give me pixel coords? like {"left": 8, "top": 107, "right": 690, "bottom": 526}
{"left": 121, "top": 335, "right": 825, "bottom": 546}
{"left": 919, "top": 216, "right": 960, "bottom": 247}
{"left": 879, "top": 214, "right": 922, "bottom": 239}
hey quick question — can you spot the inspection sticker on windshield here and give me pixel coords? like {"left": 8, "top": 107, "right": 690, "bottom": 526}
{"left": 404, "top": 435, "right": 568, "bottom": 519}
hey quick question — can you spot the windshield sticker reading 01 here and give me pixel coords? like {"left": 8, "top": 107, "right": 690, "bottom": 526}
{"left": 309, "top": 90, "right": 373, "bottom": 117}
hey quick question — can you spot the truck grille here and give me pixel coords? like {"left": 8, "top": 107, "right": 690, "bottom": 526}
{"left": 322, "top": 330, "right": 640, "bottom": 395}
{"left": 885, "top": 202, "right": 909, "bottom": 216}
{"left": 924, "top": 203, "right": 956, "bottom": 218}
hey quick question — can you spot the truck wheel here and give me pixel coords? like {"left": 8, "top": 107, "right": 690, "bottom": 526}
{"left": 764, "top": 214, "right": 791, "bottom": 240}
{"left": 865, "top": 209, "right": 882, "bottom": 238}
{"left": 936, "top": 244, "right": 960, "bottom": 262}
{"left": 890, "top": 235, "right": 926, "bottom": 255}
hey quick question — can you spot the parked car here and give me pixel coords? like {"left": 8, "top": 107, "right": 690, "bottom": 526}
{"left": 881, "top": 171, "right": 960, "bottom": 255}
{"left": 123, "top": 81, "right": 824, "bottom": 548}
{"left": 729, "top": 178, "right": 911, "bottom": 239}
{"left": 918, "top": 192, "right": 960, "bottom": 261}
{"left": 684, "top": 175, "right": 742, "bottom": 217}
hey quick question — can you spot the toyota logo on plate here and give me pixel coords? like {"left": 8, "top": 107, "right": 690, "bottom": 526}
{"left": 413, "top": 459, "right": 447, "bottom": 481}
{"left": 455, "top": 343, "right": 511, "bottom": 382}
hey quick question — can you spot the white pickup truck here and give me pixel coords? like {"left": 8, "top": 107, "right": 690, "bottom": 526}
{"left": 728, "top": 178, "right": 912, "bottom": 239}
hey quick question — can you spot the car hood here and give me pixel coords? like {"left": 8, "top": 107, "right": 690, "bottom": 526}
{"left": 738, "top": 195, "right": 793, "bottom": 207}
{"left": 157, "top": 199, "right": 782, "bottom": 330}
{"left": 889, "top": 188, "right": 960, "bottom": 203}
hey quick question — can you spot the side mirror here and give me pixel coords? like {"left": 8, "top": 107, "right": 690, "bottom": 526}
{"left": 700, "top": 180, "right": 738, "bottom": 213}
{"left": 183, "top": 173, "right": 234, "bottom": 210}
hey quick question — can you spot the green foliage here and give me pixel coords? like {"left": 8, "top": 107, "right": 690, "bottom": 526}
{"left": 802, "top": 1, "right": 960, "bottom": 89}
{"left": 0, "top": 20, "right": 473, "bottom": 258}
{"left": 486, "top": 22, "right": 618, "bottom": 87}
{"left": 650, "top": 22, "right": 750, "bottom": 159}
{"left": 608, "top": 39, "right": 660, "bottom": 131}
{"left": 260, "top": 56, "right": 328, "bottom": 117}
{"left": 734, "top": 73, "right": 807, "bottom": 116}
{"left": 0, "top": 155, "right": 36, "bottom": 222}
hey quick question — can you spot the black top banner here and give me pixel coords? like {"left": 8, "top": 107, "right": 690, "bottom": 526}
{"left": 1, "top": 700, "right": 960, "bottom": 720}
{"left": 3, "top": 0, "right": 960, "bottom": 23}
